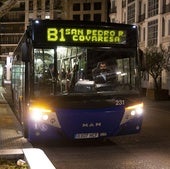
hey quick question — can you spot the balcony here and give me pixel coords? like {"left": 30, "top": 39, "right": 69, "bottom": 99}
{"left": 0, "top": 12, "right": 25, "bottom": 22}
{"left": 10, "top": 6, "right": 25, "bottom": 11}
{"left": 0, "top": 35, "right": 22, "bottom": 44}
{"left": 0, "top": 16, "right": 25, "bottom": 22}
{"left": 0, "top": 26, "right": 24, "bottom": 34}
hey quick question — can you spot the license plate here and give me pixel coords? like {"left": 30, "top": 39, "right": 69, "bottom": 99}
{"left": 75, "top": 133, "right": 99, "bottom": 139}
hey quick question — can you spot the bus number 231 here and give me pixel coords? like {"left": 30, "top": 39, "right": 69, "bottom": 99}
{"left": 115, "top": 99, "right": 125, "bottom": 105}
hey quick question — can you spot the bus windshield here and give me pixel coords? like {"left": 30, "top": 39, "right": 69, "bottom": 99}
{"left": 33, "top": 46, "right": 139, "bottom": 97}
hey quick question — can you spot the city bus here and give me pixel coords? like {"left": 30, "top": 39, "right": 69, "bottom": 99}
{"left": 12, "top": 19, "right": 144, "bottom": 142}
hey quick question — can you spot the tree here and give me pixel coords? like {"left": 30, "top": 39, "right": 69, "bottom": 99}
{"left": 143, "top": 45, "right": 169, "bottom": 98}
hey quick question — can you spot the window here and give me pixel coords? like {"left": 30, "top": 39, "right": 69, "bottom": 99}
{"left": 127, "top": 3, "right": 135, "bottom": 24}
{"left": 83, "top": 3, "right": 91, "bottom": 10}
{"left": 148, "top": 0, "right": 158, "bottom": 17}
{"left": 73, "top": 3, "right": 80, "bottom": 11}
{"left": 29, "top": 0, "right": 33, "bottom": 10}
{"left": 168, "top": 20, "right": 170, "bottom": 35}
{"left": 73, "top": 15, "right": 80, "bottom": 21}
{"left": 138, "top": 2, "right": 145, "bottom": 22}
{"left": 0, "top": 24, "right": 24, "bottom": 33}
{"left": 37, "top": 0, "right": 41, "bottom": 10}
{"left": 45, "top": 0, "right": 50, "bottom": 10}
{"left": 94, "top": 2, "right": 101, "bottom": 10}
{"left": 83, "top": 14, "right": 91, "bottom": 21}
{"left": 123, "top": 12, "right": 126, "bottom": 22}
{"left": 20, "top": 2, "right": 25, "bottom": 10}
{"left": 148, "top": 19, "right": 158, "bottom": 46}
{"left": 93, "top": 14, "right": 101, "bottom": 22}
{"left": 143, "top": 27, "right": 145, "bottom": 41}
{"left": 162, "top": 18, "right": 165, "bottom": 37}
{"left": 128, "top": 0, "right": 135, "bottom": 3}
{"left": 122, "top": 0, "right": 126, "bottom": 8}
{"left": 139, "top": 1, "right": 141, "bottom": 15}
{"left": 0, "top": 13, "right": 25, "bottom": 22}
{"left": 111, "top": 0, "right": 116, "bottom": 12}
{"left": 162, "top": 0, "right": 166, "bottom": 13}
{"left": 54, "top": 0, "right": 62, "bottom": 9}
{"left": 138, "top": 26, "right": 141, "bottom": 42}
{"left": 144, "top": 4, "right": 146, "bottom": 17}
{"left": 111, "top": 18, "right": 115, "bottom": 23}
{"left": 0, "top": 35, "right": 21, "bottom": 44}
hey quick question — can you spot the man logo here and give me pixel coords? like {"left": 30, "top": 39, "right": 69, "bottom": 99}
{"left": 82, "top": 122, "right": 102, "bottom": 128}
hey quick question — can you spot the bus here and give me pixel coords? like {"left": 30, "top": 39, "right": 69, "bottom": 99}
{"left": 12, "top": 19, "right": 144, "bottom": 142}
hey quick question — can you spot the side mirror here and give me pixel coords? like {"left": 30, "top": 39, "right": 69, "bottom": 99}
{"left": 21, "top": 41, "right": 31, "bottom": 62}
{"left": 138, "top": 49, "right": 145, "bottom": 71}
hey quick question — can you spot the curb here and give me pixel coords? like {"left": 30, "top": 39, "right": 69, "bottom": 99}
{"left": 0, "top": 149, "right": 24, "bottom": 159}
{"left": 23, "top": 148, "right": 56, "bottom": 169}
{"left": 0, "top": 148, "right": 56, "bottom": 169}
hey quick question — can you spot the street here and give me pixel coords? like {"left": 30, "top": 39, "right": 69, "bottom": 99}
{"left": 33, "top": 99, "right": 170, "bottom": 169}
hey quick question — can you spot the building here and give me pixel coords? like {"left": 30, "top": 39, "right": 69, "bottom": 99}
{"left": 0, "top": 0, "right": 63, "bottom": 82}
{"left": 0, "top": 0, "right": 62, "bottom": 59}
{"left": 63, "top": 0, "right": 109, "bottom": 22}
{"left": 109, "top": 0, "right": 170, "bottom": 96}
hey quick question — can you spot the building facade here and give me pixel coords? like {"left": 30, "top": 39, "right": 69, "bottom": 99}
{"left": 63, "top": 0, "right": 109, "bottom": 22}
{"left": 109, "top": 0, "right": 170, "bottom": 95}
{"left": 0, "top": 0, "right": 62, "bottom": 59}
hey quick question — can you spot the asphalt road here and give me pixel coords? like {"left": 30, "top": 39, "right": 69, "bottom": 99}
{"left": 32, "top": 99, "right": 170, "bottom": 169}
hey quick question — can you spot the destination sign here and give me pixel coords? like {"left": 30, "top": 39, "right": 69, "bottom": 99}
{"left": 47, "top": 27, "right": 126, "bottom": 44}
{"left": 32, "top": 20, "right": 137, "bottom": 47}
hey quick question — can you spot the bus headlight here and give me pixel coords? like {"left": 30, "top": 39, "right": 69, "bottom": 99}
{"left": 120, "top": 103, "right": 143, "bottom": 125}
{"left": 29, "top": 107, "right": 51, "bottom": 122}
{"left": 126, "top": 103, "right": 143, "bottom": 116}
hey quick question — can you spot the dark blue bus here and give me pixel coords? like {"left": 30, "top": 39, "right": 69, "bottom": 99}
{"left": 12, "top": 20, "right": 143, "bottom": 142}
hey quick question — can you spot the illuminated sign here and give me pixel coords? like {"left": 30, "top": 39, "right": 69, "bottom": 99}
{"left": 47, "top": 27, "right": 126, "bottom": 44}
{"left": 32, "top": 20, "right": 137, "bottom": 47}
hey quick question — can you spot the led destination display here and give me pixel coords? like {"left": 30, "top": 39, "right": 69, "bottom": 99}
{"left": 47, "top": 28, "right": 126, "bottom": 44}
{"left": 32, "top": 20, "right": 137, "bottom": 47}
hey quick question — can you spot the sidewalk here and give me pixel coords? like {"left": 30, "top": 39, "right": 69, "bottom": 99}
{"left": 0, "top": 86, "right": 32, "bottom": 150}
{"left": 0, "top": 86, "right": 56, "bottom": 169}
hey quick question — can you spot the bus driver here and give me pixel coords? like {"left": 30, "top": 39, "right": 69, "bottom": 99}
{"left": 92, "top": 61, "right": 110, "bottom": 83}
